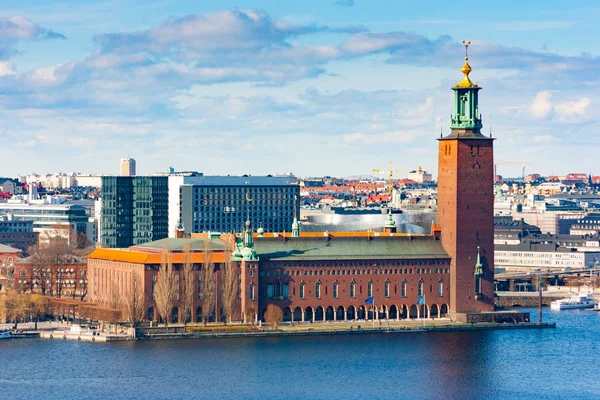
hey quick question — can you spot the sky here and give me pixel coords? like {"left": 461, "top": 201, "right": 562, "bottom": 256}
{"left": 1, "top": 0, "right": 600, "bottom": 178}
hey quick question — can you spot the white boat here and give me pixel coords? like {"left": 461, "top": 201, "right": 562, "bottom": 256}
{"left": 551, "top": 294, "right": 595, "bottom": 311}
{"left": 0, "top": 330, "right": 11, "bottom": 339}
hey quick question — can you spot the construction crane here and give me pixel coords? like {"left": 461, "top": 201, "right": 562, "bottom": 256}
{"left": 372, "top": 162, "right": 431, "bottom": 195}
{"left": 494, "top": 162, "right": 530, "bottom": 180}
{"left": 372, "top": 161, "right": 403, "bottom": 196}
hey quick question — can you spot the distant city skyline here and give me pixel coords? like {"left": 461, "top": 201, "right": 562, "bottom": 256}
{"left": 1, "top": 1, "right": 599, "bottom": 177}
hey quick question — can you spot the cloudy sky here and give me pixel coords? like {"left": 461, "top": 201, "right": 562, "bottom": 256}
{"left": 1, "top": 0, "right": 599, "bottom": 178}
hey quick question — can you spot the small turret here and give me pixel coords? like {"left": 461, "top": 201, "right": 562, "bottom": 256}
{"left": 383, "top": 207, "right": 397, "bottom": 233}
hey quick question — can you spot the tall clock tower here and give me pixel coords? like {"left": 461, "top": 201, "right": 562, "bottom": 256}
{"left": 438, "top": 42, "right": 495, "bottom": 314}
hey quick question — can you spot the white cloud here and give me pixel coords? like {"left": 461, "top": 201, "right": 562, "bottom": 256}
{"left": 529, "top": 91, "right": 553, "bottom": 119}
{"left": 0, "top": 61, "right": 16, "bottom": 76}
{"left": 15, "top": 139, "right": 36, "bottom": 148}
{"left": 554, "top": 97, "right": 590, "bottom": 121}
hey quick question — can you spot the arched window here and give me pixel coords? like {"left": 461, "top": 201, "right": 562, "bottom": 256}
{"left": 437, "top": 280, "right": 443, "bottom": 296}
{"left": 384, "top": 280, "right": 390, "bottom": 298}
{"left": 315, "top": 281, "right": 321, "bottom": 299}
{"left": 350, "top": 280, "right": 356, "bottom": 298}
{"left": 300, "top": 282, "right": 305, "bottom": 300}
{"left": 367, "top": 281, "right": 373, "bottom": 297}
{"left": 418, "top": 279, "right": 424, "bottom": 296}
{"left": 249, "top": 283, "right": 255, "bottom": 301}
{"left": 333, "top": 281, "right": 339, "bottom": 299}
{"left": 401, "top": 280, "right": 407, "bottom": 297}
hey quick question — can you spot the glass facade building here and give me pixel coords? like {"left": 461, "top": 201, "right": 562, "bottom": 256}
{"left": 101, "top": 176, "right": 168, "bottom": 248}
{"left": 179, "top": 177, "right": 300, "bottom": 234}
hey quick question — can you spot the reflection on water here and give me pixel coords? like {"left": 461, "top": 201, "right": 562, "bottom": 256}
{"left": 1, "top": 308, "right": 599, "bottom": 400}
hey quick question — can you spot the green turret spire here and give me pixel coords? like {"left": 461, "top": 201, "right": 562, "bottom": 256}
{"left": 474, "top": 245, "right": 483, "bottom": 276}
{"left": 450, "top": 40, "right": 483, "bottom": 133}
{"left": 292, "top": 194, "right": 299, "bottom": 237}
{"left": 244, "top": 219, "right": 253, "bottom": 248}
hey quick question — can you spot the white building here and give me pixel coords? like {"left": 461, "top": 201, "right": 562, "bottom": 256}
{"left": 120, "top": 158, "right": 136, "bottom": 177}
{"left": 495, "top": 249, "right": 600, "bottom": 272}
{"left": 407, "top": 167, "right": 432, "bottom": 184}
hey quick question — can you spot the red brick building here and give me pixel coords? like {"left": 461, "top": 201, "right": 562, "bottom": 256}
{"left": 87, "top": 49, "right": 497, "bottom": 323}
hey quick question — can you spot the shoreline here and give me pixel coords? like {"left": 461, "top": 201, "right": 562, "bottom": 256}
{"left": 136, "top": 321, "right": 556, "bottom": 341}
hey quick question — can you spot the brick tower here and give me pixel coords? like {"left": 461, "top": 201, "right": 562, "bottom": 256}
{"left": 437, "top": 42, "right": 495, "bottom": 314}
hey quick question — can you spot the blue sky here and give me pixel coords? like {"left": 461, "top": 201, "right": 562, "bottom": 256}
{"left": 1, "top": 0, "right": 599, "bottom": 178}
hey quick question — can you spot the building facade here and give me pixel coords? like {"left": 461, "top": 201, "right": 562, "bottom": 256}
{"left": 0, "top": 199, "right": 92, "bottom": 244}
{"left": 120, "top": 158, "right": 136, "bottom": 177}
{"left": 0, "top": 217, "right": 38, "bottom": 251}
{"left": 87, "top": 48, "right": 500, "bottom": 322}
{"left": 100, "top": 176, "right": 169, "bottom": 248}
{"left": 437, "top": 48, "right": 495, "bottom": 313}
{"left": 176, "top": 175, "right": 300, "bottom": 235}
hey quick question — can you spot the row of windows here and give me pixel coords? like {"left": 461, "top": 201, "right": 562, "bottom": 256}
{"left": 260, "top": 268, "right": 450, "bottom": 277}
{"left": 251, "top": 280, "right": 445, "bottom": 301}
{"left": 265, "top": 260, "right": 448, "bottom": 268}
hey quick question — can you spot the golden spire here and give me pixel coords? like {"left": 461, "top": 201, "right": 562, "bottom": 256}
{"left": 456, "top": 40, "right": 476, "bottom": 88}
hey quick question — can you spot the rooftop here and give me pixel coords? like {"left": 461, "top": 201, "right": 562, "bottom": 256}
{"left": 253, "top": 235, "right": 449, "bottom": 261}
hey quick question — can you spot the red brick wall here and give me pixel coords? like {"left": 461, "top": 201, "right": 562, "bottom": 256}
{"left": 438, "top": 135, "right": 495, "bottom": 313}
{"left": 254, "top": 258, "right": 450, "bottom": 320}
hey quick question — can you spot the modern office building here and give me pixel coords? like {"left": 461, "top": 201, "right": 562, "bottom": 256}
{"left": 177, "top": 175, "right": 300, "bottom": 235}
{"left": 120, "top": 158, "right": 136, "bottom": 177}
{"left": 0, "top": 217, "right": 38, "bottom": 252}
{"left": 0, "top": 198, "right": 93, "bottom": 244}
{"left": 100, "top": 176, "right": 168, "bottom": 248}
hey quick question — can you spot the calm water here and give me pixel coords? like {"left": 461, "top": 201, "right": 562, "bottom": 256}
{"left": 1, "top": 308, "right": 599, "bottom": 400}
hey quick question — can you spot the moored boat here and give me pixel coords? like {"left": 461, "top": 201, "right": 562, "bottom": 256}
{"left": 0, "top": 330, "right": 12, "bottom": 339}
{"left": 550, "top": 294, "right": 595, "bottom": 311}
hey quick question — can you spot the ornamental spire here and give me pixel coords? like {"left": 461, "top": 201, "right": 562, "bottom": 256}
{"left": 474, "top": 245, "right": 483, "bottom": 276}
{"left": 456, "top": 40, "right": 476, "bottom": 88}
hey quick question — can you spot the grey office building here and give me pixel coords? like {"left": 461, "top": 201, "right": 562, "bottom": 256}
{"left": 178, "top": 175, "right": 300, "bottom": 234}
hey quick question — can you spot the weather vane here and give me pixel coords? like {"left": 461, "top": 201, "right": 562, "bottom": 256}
{"left": 462, "top": 40, "right": 471, "bottom": 58}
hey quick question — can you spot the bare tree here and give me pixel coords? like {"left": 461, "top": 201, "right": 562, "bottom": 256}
{"left": 245, "top": 307, "right": 256, "bottom": 325}
{"left": 1, "top": 290, "right": 26, "bottom": 329}
{"left": 26, "top": 294, "right": 48, "bottom": 330}
{"left": 180, "top": 239, "right": 195, "bottom": 324}
{"left": 264, "top": 304, "right": 283, "bottom": 329}
{"left": 155, "top": 249, "right": 177, "bottom": 326}
{"left": 220, "top": 234, "right": 238, "bottom": 323}
{"left": 28, "top": 227, "right": 76, "bottom": 298}
{"left": 72, "top": 267, "right": 87, "bottom": 301}
{"left": 121, "top": 274, "right": 146, "bottom": 327}
{"left": 201, "top": 237, "right": 216, "bottom": 325}
{"left": 0, "top": 259, "right": 15, "bottom": 291}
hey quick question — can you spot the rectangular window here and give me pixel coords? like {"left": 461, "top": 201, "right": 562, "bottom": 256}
{"left": 267, "top": 284, "right": 274, "bottom": 299}
{"left": 283, "top": 283, "right": 289, "bottom": 299}
{"left": 250, "top": 284, "right": 255, "bottom": 301}
{"left": 333, "top": 284, "right": 338, "bottom": 299}
{"left": 437, "top": 281, "right": 443, "bottom": 296}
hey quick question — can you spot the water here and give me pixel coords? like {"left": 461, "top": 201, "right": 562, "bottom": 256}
{"left": 1, "top": 308, "right": 598, "bottom": 400}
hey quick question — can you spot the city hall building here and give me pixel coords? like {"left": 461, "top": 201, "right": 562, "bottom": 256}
{"left": 88, "top": 49, "right": 499, "bottom": 322}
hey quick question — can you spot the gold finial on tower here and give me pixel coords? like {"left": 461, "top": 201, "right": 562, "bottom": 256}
{"left": 462, "top": 40, "right": 471, "bottom": 59}
{"left": 455, "top": 40, "right": 476, "bottom": 88}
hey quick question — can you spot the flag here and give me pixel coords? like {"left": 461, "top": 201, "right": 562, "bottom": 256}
{"left": 365, "top": 296, "right": 374, "bottom": 305}
{"left": 416, "top": 295, "right": 425, "bottom": 305}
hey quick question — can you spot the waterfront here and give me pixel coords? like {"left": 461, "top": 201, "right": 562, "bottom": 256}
{"left": 1, "top": 308, "right": 598, "bottom": 400}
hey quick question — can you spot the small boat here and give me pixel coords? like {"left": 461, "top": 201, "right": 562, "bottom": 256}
{"left": 0, "top": 330, "right": 12, "bottom": 339}
{"left": 551, "top": 293, "right": 595, "bottom": 311}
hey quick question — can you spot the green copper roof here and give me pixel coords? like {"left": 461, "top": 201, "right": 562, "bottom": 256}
{"left": 131, "top": 237, "right": 226, "bottom": 251}
{"left": 253, "top": 236, "right": 449, "bottom": 261}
